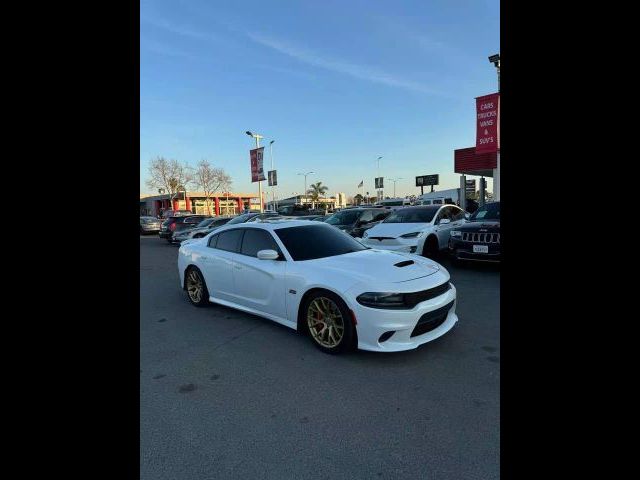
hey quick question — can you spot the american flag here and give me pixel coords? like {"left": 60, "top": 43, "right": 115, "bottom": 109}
{"left": 357, "top": 180, "right": 363, "bottom": 188}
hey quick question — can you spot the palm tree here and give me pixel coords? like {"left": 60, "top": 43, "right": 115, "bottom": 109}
{"left": 306, "top": 181, "right": 328, "bottom": 208}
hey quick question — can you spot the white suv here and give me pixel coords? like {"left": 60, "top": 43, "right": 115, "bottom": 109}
{"left": 361, "top": 205, "right": 467, "bottom": 257}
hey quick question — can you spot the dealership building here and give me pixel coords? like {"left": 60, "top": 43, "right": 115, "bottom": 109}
{"left": 267, "top": 192, "right": 347, "bottom": 211}
{"left": 140, "top": 192, "right": 261, "bottom": 217}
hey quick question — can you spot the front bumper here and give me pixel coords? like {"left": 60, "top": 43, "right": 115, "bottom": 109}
{"left": 361, "top": 238, "right": 418, "bottom": 254}
{"left": 449, "top": 237, "right": 501, "bottom": 262}
{"left": 158, "top": 230, "right": 172, "bottom": 239}
{"left": 345, "top": 282, "right": 458, "bottom": 352}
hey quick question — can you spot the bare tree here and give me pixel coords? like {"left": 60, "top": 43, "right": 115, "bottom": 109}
{"left": 146, "top": 157, "right": 194, "bottom": 210}
{"left": 192, "top": 160, "right": 233, "bottom": 215}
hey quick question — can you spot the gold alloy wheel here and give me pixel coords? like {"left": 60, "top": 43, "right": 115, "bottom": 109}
{"left": 186, "top": 270, "right": 203, "bottom": 303}
{"left": 307, "top": 297, "right": 345, "bottom": 348}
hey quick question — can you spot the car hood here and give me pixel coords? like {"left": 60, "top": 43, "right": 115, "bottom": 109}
{"left": 307, "top": 249, "right": 440, "bottom": 283}
{"left": 364, "top": 223, "right": 431, "bottom": 238}
{"left": 459, "top": 220, "right": 500, "bottom": 231}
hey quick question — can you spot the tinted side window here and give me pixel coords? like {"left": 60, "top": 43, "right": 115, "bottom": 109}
{"left": 450, "top": 206, "right": 465, "bottom": 221}
{"left": 359, "top": 211, "right": 374, "bottom": 223}
{"left": 215, "top": 229, "right": 244, "bottom": 252}
{"left": 373, "top": 211, "right": 389, "bottom": 222}
{"left": 436, "top": 208, "right": 451, "bottom": 222}
{"left": 208, "top": 234, "right": 219, "bottom": 248}
{"left": 240, "top": 229, "right": 279, "bottom": 257}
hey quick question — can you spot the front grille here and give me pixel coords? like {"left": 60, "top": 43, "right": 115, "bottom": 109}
{"left": 461, "top": 232, "right": 500, "bottom": 243}
{"left": 369, "top": 237, "right": 395, "bottom": 241}
{"left": 410, "top": 300, "right": 455, "bottom": 337}
{"left": 403, "top": 282, "right": 451, "bottom": 309}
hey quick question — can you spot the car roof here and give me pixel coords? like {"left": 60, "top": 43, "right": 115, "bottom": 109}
{"left": 212, "top": 219, "right": 333, "bottom": 233}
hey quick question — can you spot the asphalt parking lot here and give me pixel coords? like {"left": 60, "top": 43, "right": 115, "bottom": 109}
{"left": 140, "top": 234, "right": 500, "bottom": 480}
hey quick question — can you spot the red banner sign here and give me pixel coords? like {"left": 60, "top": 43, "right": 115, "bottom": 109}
{"left": 250, "top": 147, "right": 266, "bottom": 182}
{"left": 475, "top": 93, "right": 500, "bottom": 154}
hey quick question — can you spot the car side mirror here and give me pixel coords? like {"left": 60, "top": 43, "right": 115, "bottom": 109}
{"left": 439, "top": 218, "right": 451, "bottom": 225}
{"left": 257, "top": 249, "right": 280, "bottom": 260}
{"left": 464, "top": 213, "right": 471, "bottom": 220}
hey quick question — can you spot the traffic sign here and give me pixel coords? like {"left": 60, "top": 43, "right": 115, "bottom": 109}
{"left": 268, "top": 170, "right": 277, "bottom": 186}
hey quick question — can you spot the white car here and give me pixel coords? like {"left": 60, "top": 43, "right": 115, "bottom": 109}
{"left": 178, "top": 220, "right": 457, "bottom": 354}
{"left": 361, "top": 205, "right": 467, "bottom": 258}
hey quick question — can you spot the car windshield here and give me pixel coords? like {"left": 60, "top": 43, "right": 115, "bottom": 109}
{"left": 470, "top": 202, "right": 500, "bottom": 221}
{"left": 226, "top": 213, "right": 256, "bottom": 225}
{"left": 275, "top": 224, "right": 367, "bottom": 261}
{"left": 382, "top": 207, "right": 439, "bottom": 224}
{"left": 324, "top": 210, "right": 361, "bottom": 225}
{"left": 196, "top": 218, "right": 216, "bottom": 228}
{"left": 140, "top": 217, "right": 156, "bottom": 223}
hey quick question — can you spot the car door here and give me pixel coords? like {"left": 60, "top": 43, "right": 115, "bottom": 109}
{"left": 434, "top": 206, "right": 455, "bottom": 249}
{"left": 199, "top": 229, "right": 243, "bottom": 302}
{"left": 227, "top": 228, "right": 288, "bottom": 320}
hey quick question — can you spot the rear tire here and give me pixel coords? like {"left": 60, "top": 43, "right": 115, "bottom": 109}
{"left": 185, "top": 267, "right": 210, "bottom": 307}
{"left": 301, "top": 290, "right": 355, "bottom": 354}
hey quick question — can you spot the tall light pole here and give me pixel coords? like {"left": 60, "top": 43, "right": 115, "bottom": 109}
{"left": 388, "top": 177, "right": 403, "bottom": 198}
{"left": 269, "top": 140, "right": 276, "bottom": 211}
{"left": 297, "top": 171, "right": 314, "bottom": 206}
{"left": 488, "top": 53, "right": 500, "bottom": 201}
{"left": 246, "top": 131, "right": 264, "bottom": 212}
{"left": 375, "top": 156, "right": 383, "bottom": 201}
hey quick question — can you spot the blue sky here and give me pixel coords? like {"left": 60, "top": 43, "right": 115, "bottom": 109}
{"left": 140, "top": 0, "right": 499, "bottom": 199}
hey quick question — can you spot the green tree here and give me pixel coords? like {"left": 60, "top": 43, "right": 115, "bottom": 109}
{"left": 353, "top": 193, "right": 364, "bottom": 205}
{"left": 306, "top": 181, "right": 328, "bottom": 208}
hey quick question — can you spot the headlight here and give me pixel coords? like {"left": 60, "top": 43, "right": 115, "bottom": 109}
{"left": 450, "top": 230, "right": 461, "bottom": 237}
{"left": 400, "top": 231, "right": 424, "bottom": 239}
{"left": 356, "top": 292, "right": 406, "bottom": 309}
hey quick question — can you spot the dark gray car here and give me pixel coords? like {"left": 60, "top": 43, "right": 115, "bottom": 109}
{"left": 323, "top": 208, "right": 390, "bottom": 237}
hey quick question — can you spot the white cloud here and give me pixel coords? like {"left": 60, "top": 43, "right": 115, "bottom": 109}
{"left": 246, "top": 32, "right": 446, "bottom": 96}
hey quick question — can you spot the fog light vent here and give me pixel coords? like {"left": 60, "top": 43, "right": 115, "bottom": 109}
{"left": 378, "top": 331, "right": 395, "bottom": 343}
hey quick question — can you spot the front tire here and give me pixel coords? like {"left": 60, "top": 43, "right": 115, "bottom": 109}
{"left": 422, "top": 235, "right": 439, "bottom": 259}
{"left": 185, "top": 267, "right": 210, "bottom": 307}
{"left": 302, "top": 290, "right": 355, "bottom": 354}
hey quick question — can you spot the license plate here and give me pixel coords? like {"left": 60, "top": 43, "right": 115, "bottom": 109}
{"left": 473, "top": 245, "right": 489, "bottom": 253}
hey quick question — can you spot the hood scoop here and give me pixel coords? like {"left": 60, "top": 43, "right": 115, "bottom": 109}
{"left": 394, "top": 260, "right": 415, "bottom": 268}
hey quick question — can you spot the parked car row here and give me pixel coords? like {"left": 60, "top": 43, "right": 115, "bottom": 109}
{"left": 143, "top": 202, "right": 500, "bottom": 355}
{"left": 145, "top": 201, "right": 500, "bottom": 263}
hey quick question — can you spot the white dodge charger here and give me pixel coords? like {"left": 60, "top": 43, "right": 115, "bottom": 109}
{"left": 178, "top": 220, "right": 458, "bottom": 354}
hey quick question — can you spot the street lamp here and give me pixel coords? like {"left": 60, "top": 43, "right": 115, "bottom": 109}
{"left": 246, "top": 131, "right": 265, "bottom": 212}
{"left": 388, "top": 177, "right": 403, "bottom": 198}
{"left": 269, "top": 140, "right": 276, "bottom": 210}
{"left": 297, "top": 171, "right": 314, "bottom": 205}
{"left": 375, "top": 156, "right": 383, "bottom": 201}
{"left": 488, "top": 53, "right": 500, "bottom": 91}
{"left": 488, "top": 53, "right": 500, "bottom": 202}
